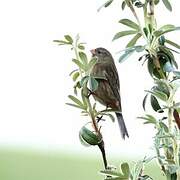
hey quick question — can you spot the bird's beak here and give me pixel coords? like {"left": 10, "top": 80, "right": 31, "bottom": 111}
{"left": 90, "top": 49, "right": 96, "bottom": 56}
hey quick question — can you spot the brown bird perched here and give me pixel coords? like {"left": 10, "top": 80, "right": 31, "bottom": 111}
{"left": 90, "top": 47, "right": 129, "bottom": 139}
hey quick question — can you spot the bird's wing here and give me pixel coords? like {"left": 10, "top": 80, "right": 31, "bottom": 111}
{"left": 103, "top": 62, "right": 121, "bottom": 101}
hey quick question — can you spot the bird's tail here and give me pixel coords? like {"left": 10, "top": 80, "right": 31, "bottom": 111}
{"left": 115, "top": 112, "right": 129, "bottom": 139}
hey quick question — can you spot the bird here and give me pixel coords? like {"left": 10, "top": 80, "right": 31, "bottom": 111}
{"left": 90, "top": 47, "right": 129, "bottom": 139}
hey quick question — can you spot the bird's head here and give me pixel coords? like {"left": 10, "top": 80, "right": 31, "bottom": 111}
{"left": 90, "top": 47, "right": 113, "bottom": 63}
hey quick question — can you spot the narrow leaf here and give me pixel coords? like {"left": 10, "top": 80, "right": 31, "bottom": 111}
{"left": 138, "top": 114, "right": 157, "bottom": 124}
{"left": 113, "top": 30, "right": 137, "bottom": 41}
{"left": 126, "top": 33, "right": 142, "bottom": 47}
{"left": 158, "top": 24, "right": 175, "bottom": 31}
{"left": 104, "top": 0, "right": 113, "bottom": 7}
{"left": 88, "top": 57, "right": 97, "bottom": 70}
{"left": 150, "top": 95, "right": 163, "bottom": 113}
{"left": 119, "top": 19, "right": 139, "bottom": 30}
{"left": 145, "top": 90, "right": 168, "bottom": 101}
{"left": 165, "top": 39, "right": 180, "bottom": 49}
{"left": 97, "top": 0, "right": 113, "bottom": 12}
{"left": 72, "top": 72, "right": 80, "bottom": 81}
{"left": 121, "top": 1, "right": 126, "bottom": 10}
{"left": 162, "top": 0, "right": 172, "bottom": 11}
{"left": 64, "top": 35, "right": 73, "bottom": 43}
{"left": 154, "top": 26, "right": 180, "bottom": 38}
{"left": 119, "top": 49, "right": 135, "bottom": 63}
{"left": 68, "top": 95, "right": 84, "bottom": 107}
{"left": 72, "top": 59, "right": 85, "bottom": 70}
{"left": 53, "top": 40, "right": 71, "bottom": 45}
{"left": 78, "top": 45, "right": 85, "bottom": 50}
{"left": 66, "top": 103, "right": 85, "bottom": 110}
{"left": 154, "top": 0, "right": 160, "bottom": 5}
{"left": 142, "top": 94, "right": 148, "bottom": 111}
{"left": 79, "top": 52, "right": 88, "bottom": 65}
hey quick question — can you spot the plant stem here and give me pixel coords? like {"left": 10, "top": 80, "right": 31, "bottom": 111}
{"left": 167, "top": 86, "right": 180, "bottom": 179}
{"left": 86, "top": 93, "right": 108, "bottom": 169}
{"left": 73, "top": 43, "right": 108, "bottom": 169}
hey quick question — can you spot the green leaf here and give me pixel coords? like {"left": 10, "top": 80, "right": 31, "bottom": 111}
{"left": 68, "top": 95, "right": 84, "bottom": 107}
{"left": 88, "top": 76, "right": 98, "bottom": 92}
{"left": 121, "top": 163, "right": 130, "bottom": 176}
{"left": 119, "top": 46, "right": 144, "bottom": 63}
{"left": 142, "top": 94, "right": 148, "bottom": 111}
{"left": 73, "top": 81, "right": 81, "bottom": 95}
{"left": 119, "top": 19, "right": 139, "bottom": 30}
{"left": 79, "top": 126, "right": 102, "bottom": 146}
{"left": 72, "top": 59, "right": 85, "bottom": 70}
{"left": 163, "top": 61, "right": 175, "bottom": 72}
{"left": 78, "top": 44, "right": 85, "bottom": 50}
{"left": 165, "top": 39, "right": 180, "bottom": 49}
{"left": 162, "top": 0, "right": 172, "bottom": 11}
{"left": 72, "top": 72, "right": 80, "bottom": 81}
{"left": 80, "top": 76, "right": 89, "bottom": 86}
{"left": 79, "top": 52, "right": 88, "bottom": 65}
{"left": 64, "top": 35, "right": 73, "bottom": 43}
{"left": 97, "top": 0, "right": 114, "bottom": 12}
{"left": 88, "top": 57, "right": 97, "bottom": 70}
{"left": 112, "top": 30, "right": 137, "bottom": 41}
{"left": 154, "top": 80, "right": 170, "bottom": 97}
{"left": 145, "top": 90, "right": 168, "bottom": 101}
{"left": 126, "top": 33, "right": 142, "bottom": 47}
{"left": 134, "top": 45, "right": 145, "bottom": 52}
{"left": 150, "top": 95, "right": 163, "bottom": 113}
{"left": 138, "top": 114, "right": 157, "bottom": 124}
{"left": 66, "top": 103, "right": 86, "bottom": 110}
{"left": 154, "top": 26, "right": 180, "bottom": 38}
{"left": 154, "top": 0, "right": 160, "bottom": 5}
{"left": 104, "top": 0, "right": 113, "bottom": 7}
{"left": 121, "top": 1, "right": 126, "bottom": 10}
{"left": 79, "top": 131, "right": 91, "bottom": 147}
{"left": 119, "top": 49, "right": 135, "bottom": 63}
{"left": 53, "top": 40, "right": 71, "bottom": 45}
{"left": 159, "top": 122, "right": 169, "bottom": 133}
{"left": 143, "top": 27, "right": 148, "bottom": 38}
{"left": 158, "top": 24, "right": 175, "bottom": 31}
{"left": 147, "top": 57, "right": 154, "bottom": 77}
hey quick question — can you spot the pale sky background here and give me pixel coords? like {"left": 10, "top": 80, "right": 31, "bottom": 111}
{"left": 0, "top": 0, "right": 180, "bottom": 157}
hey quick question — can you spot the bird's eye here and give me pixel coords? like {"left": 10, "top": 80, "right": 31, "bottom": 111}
{"left": 97, "top": 50, "right": 101, "bottom": 54}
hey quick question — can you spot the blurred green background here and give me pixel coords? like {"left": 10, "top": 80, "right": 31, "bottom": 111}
{"left": 0, "top": 148, "right": 165, "bottom": 180}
